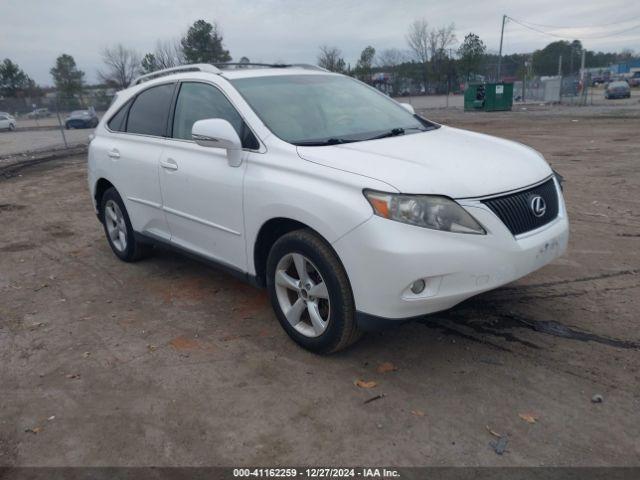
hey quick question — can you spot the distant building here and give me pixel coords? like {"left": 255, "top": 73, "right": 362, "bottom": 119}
{"left": 609, "top": 59, "right": 640, "bottom": 75}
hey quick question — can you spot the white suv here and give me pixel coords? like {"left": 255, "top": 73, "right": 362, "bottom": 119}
{"left": 88, "top": 63, "right": 569, "bottom": 353}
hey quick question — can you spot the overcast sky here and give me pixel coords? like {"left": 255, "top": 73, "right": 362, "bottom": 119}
{"left": 1, "top": 0, "right": 639, "bottom": 86}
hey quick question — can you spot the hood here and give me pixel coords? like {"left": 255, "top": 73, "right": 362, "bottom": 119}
{"left": 296, "top": 125, "right": 552, "bottom": 198}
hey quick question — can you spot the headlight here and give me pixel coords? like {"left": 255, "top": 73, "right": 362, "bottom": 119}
{"left": 364, "top": 190, "right": 486, "bottom": 234}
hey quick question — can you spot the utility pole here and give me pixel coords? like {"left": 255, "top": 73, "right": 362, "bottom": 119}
{"left": 446, "top": 47, "right": 452, "bottom": 108}
{"left": 523, "top": 60, "right": 529, "bottom": 103}
{"left": 558, "top": 54, "right": 563, "bottom": 76}
{"left": 580, "top": 48, "right": 587, "bottom": 104}
{"left": 569, "top": 45, "right": 574, "bottom": 75}
{"left": 558, "top": 55, "right": 563, "bottom": 103}
{"left": 497, "top": 14, "right": 507, "bottom": 81}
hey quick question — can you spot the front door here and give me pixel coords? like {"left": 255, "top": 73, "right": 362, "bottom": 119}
{"left": 159, "top": 81, "right": 253, "bottom": 271}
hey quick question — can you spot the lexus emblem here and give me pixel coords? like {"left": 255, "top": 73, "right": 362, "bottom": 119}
{"left": 530, "top": 195, "right": 546, "bottom": 217}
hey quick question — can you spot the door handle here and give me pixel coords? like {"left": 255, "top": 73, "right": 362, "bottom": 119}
{"left": 160, "top": 158, "right": 178, "bottom": 171}
{"left": 107, "top": 149, "right": 120, "bottom": 159}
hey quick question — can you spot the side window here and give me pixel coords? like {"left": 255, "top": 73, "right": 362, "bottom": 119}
{"left": 0, "top": 115, "right": 7, "bottom": 121}
{"left": 107, "top": 100, "right": 131, "bottom": 132}
{"left": 126, "top": 83, "right": 175, "bottom": 136}
{"left": 172, "top": 82, "right": 259, "bottom": 149}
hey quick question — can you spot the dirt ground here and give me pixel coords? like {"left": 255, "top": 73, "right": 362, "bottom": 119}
{"left": 1, "top": 104, "right": 639, "bottom": 467}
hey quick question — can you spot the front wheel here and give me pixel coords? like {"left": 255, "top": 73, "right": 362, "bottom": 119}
{"left": 266, "top": 229, "right": 362, "bottom": 353}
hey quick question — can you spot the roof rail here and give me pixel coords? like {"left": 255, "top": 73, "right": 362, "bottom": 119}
{"left": 212, "top": 62, "right": 328, "bottom": 72}
{"left": 213, "top": 62, "right": 290, "bottom": 69}
{"left": 132, "top": 64, "right": 222, "bottom": 85}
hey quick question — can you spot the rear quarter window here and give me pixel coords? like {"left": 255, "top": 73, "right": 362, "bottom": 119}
{"left": 107, "top": 100, "right": 131, "bottom": 132}
{"left": 126, "top": 83, "right": 175, "bottom": 136}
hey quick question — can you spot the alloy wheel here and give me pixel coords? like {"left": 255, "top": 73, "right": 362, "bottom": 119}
{"left": 274, "top": 253, "right": 330, "bottom": 338}
{"left": 104, "top": 200, "right": 127, "bottom": 252}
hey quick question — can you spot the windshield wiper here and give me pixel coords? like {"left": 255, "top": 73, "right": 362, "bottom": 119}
{"left": 295, "top": 126, "right": 429, "bottom": 146}
{"left": 365, "top": 126, "right": 427, "bottom": 141}
{"left": 294, "top": 138, "right": 356, "bottom": 146}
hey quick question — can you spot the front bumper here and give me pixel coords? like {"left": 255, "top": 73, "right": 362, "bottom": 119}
{"left": 332, "top": 180, "right": 569, "bottom": 323}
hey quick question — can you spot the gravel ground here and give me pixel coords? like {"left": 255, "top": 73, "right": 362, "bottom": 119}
{"left": 0, "top": 105, "right": 639, "bottom": 467}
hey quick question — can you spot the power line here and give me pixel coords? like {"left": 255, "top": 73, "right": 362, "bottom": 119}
{"left": 507, "top": 16, "right": 640, "bottom": 40}
{"left": 518, "top": 14, "right": 640, "bottom": 30}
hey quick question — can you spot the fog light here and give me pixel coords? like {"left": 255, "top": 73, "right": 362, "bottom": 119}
{"left": 410, "top": 279, "right": 426, "bottom": 294}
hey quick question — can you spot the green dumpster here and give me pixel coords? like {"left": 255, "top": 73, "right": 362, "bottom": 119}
{"left": 464, "top": 83, "right": 513, "bottom": 112}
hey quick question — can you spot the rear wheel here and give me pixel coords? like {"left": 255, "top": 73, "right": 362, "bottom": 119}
{"left": 266, "top": 229, "right": 362, "bottom": 353}
{"left": 100, "top": 187, "right": 152, "bottom": 262}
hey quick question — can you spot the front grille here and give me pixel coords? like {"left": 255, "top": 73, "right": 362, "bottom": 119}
{"left": 482, "top": 178, "right": 559, "bottom": 235}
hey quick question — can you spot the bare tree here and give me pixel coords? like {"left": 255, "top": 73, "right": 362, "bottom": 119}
{"left": 406, "top": 19, "right": 429, "bottom": 64}
{"left": 98, "top": 44, "right": 140, "bottom": 89}
{"left": 428, "top": 23, "right": 457, "bottom": 92}
{"left": 154, "top": 39, "right": 184, "bottom": 69}
{"left": 317, "top": 46, "right": 346, "bottom": 73}
{"left": 376, "top": 48, "right": 405, "bottom": 68}
{"left": 406, "top": 19, "right": 429, "bottom": 91}
{"left": 428, "top": 23, "right": 457, "bottom": 59}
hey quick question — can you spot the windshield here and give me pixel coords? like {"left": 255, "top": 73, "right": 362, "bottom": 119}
{"left": 231, "top": 74, "right": 436, "bottom": 145}
{"left": 71, "top": 110, "right": 87, "bottom": 116}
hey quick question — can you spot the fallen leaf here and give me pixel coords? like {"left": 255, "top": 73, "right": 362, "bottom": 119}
{"left": 486, "top": 425, "right": 502, "bottom": 438}
{"left": 147, "top": 344, "right": 157, "bottom": 352}
{"left": 47, "top": 416, "right": 55, "bottom": 421}
{"left": 411, "top": 409, "right": 425, "bottom": 417}
{"left": 82, "top": 352, "right": 91, "bottom": 358}
{"left": 25, "top": 427, "right": 42, "bottom": 434}
{"left": 518, "top": 413, "right": 538, "bottom": 424}
{"left": 354, "top": 379, "right": 377, "bottom": 389}
{"left": 65, "top": 373, "right": 80, "bottom": 380}
{"left": 376, "top": 362, "right": 398, "bottom": 373}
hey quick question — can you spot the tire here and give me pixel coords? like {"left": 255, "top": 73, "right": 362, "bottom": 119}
{"left": 266, "top": 229, "right": 362, "bottom": 354}
{"left": 9, "top": 123, "right": 15, "bottom": 131}
{"left": 100, "top": 187, "right": 152, "bottom": 262}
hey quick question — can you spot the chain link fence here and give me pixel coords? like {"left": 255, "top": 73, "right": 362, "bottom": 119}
{"left": 0, "top": 90, "right": 114, "bottom": 162}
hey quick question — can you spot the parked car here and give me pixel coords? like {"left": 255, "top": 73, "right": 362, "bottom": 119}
{"left": 604, "top": 81, "right": 631, "bottom": 99}
{"left": 65, "top": 109, "right": 99, "bottom": 129}
{"left": 590, "top": 72, "right": 610, "bottom": 86}
{"left": 0, "top": 113, "right": 16, "bottom": 131}
{"left": 27, "top": 108, "right": 51, "bottom": 119}
{"left": 88, "top": 63, "right": 569, "bottom": 353}
{"left": 628, "top": 71, "right": 640, "bottom": 87}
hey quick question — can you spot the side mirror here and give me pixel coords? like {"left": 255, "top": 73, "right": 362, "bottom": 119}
{"left": 400, "top": 103, "right": 415, "bottom": 115}
{"left": 192, "top": 118, "right": 243, "bottom": 167}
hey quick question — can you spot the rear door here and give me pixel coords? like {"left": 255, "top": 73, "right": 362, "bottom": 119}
{"left": 104, "top": 82, "right": 175, "bottom": 239}
{"left": 0, "top": 115, "right": 9, "bottom": 129}
{"left": 159, "top": 81, "right": 259, "bottom": 270}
